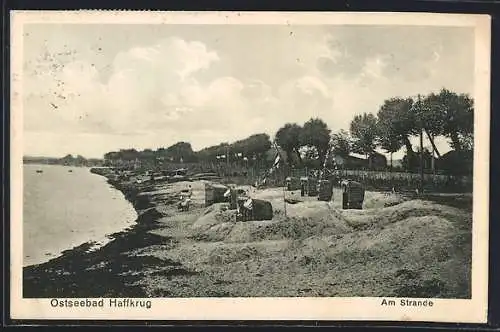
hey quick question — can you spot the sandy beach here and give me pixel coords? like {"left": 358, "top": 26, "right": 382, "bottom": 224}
{"left": 23, "top": 168, "right": 472, "bottom": 298}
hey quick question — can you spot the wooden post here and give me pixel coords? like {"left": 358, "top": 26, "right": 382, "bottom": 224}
{"left": 420, "top": 128, "right": 424, "bottom": 194}
{"left": 230, "top": 188, "right": 237, "bottom": 210}
{"left": 390, "top": 152, "right": 393, "bottom": 190}
{"left": 430, "top": 133, "right": 436, "bottom": 174}
{"left": 417, "top": 94, "right": 424, "bottom": 195}
{"left": 283, "top": 185, "right": 287, "bottom": 217}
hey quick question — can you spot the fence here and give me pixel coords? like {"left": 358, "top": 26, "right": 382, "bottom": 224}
{"left": 339, "top": 169, "right": 471, "bottom": 192}
{"left": 281, "top": 168, "right": 472, "bottom": 193}
{"left": 186, "top": 163, "right": 472, "bottom": 193}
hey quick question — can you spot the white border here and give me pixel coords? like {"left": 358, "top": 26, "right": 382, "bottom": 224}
{"left": 10, "top": 11, "right": 491, "bottom": 323}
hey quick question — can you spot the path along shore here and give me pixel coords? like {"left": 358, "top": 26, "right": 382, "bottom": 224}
{"left": 23, "top": 168, "right": 472, "bottom": 298}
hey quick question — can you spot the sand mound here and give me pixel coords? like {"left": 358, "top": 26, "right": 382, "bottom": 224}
{"left": 198, "top": 222, "right": 235, "bottom": 242}
{"left": 225, "top": 222, "right": 255, "bottom": 243}
{"left": 255, "top": 217, "right": 339, "bottom": 241}
{"left": 337, "top": 199, "right": 467, "bottom": 230}
{"left": 362, "top": 191, "right": 406, "bottom": 209}
{"left": 192, "top": 203, "right": 235, "bottom": 229}
{"left": 192, "top": 197, "right": 468, "bottom": 246}
{"left": 223, "top": 211, "right": 351, "bottom": 243}
{"left": 280, "top": 211, "right": 471, "bottom": 297}
{"left": 326, "top": 215, "right": 456, "bottom": 257}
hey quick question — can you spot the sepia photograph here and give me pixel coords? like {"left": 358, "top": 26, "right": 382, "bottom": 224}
{"left": 10, "top": 11, "right": 490, "bottom": 322}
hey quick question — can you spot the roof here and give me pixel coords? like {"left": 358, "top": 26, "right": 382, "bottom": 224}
{"left": 348, "top": 153, "right": 367, "bottom": 160}
{"left": 336, "top": 152, "right": 386, "bottom": 160}
{"left": 207, "top": 183, "right": 228, "bottom": 189}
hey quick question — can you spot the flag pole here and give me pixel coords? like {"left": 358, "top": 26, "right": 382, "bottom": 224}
{"left": 283, "top": 179, "right": 287, "bottom": 217}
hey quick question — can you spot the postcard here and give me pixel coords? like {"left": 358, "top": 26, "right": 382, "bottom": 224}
{"left": 10, "top": 10, "right": 490, "bottom": 323}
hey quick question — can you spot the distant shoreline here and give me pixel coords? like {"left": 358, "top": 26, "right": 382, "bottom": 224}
{"left": 23, "top": 163, "right": 90, "bottom": 168}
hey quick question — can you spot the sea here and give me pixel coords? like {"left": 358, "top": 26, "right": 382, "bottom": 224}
{"left": 23, "top": 164, "right": 138, "bottom": 267}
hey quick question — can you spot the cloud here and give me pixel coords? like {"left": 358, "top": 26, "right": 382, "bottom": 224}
{"left": 277, "top": 76, "right": 334, "bottom": 123}
{"left": 317, "top": 26, "right": 473, "bottom": 86}
{"left": 24, "top": 37, "right": 221, "bottom": 136}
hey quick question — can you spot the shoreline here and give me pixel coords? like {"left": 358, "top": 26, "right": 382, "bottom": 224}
{"left": 22, "top": 165, "right": 137, "bottom": 268}
{"left": 23, "top": 168, "right": 167, "bottom": 298}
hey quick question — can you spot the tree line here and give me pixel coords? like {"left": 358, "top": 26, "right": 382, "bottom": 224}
{"left": 103, "top": 88, "right": 473, "bottom": 174}
{"left": 274, "top": 88, "right": 473, "bottom": 172}
{"left": 372, "top": 88, "right": 473, "bottom": 170}
{"left": 103, "top": 134, "right": 272, "bottom": 166}
{"left": 23, "top": 154, "right": 104, "bottom": 167}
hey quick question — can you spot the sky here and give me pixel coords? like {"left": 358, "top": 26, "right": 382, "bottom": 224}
{"left": 22, "top": 23, "right": 475, "bottom": 159}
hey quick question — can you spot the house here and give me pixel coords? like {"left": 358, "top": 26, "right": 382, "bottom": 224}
{"left": 436, "top": 150, "right": 473, "bottom": 176}
{"left": 368, "top": 152, "right": 388, "bottom": 170}
{"left": 333, "top": 152, "right": 387, "bottom": 170}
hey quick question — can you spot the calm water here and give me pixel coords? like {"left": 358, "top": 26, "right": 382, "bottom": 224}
{"left": 23, "top": 164, "right": 137, "bottom": 267}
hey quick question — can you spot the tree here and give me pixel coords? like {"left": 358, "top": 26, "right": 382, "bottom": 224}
{"left": 413, "top": 94, "right": 444, "bottom": 158}
{"left": 155, "top": 147, "right": 168, "bottom": 161}
{"left": 104, "top": 151, "right": 120, "bottom": 161}
{"left": 330, "top": 130, "right": 352, "bottom": 157}
{"left": 350, "top": 113, "right": 378, "bottom": 167}
{"left": 75, "top": 155, "right": 86, "bottom": 166}
{"left": 299, "top": 145, "right": 321, "bottom": 170}
{"left": 275, "top": 123, "right": 303, "bottom": 167}
{"left": 422, "top": 89, "right": 474, "bottom": 152}
{"left": 196, "top": 142, "right": 230, "bottom": 162}
{"left": 240, "top": 133, "right": 271, "bottom": 160}
{"left": 60, "top": 154, "right": 74, "bottom": 166}
{"left": 376, "top": 114, "right": 402, "bottom": 170}
{"left": 196, "top": 134, "right": 271, "bottom": 166}
{"left": 119, "top": 149, "right": 140, "bottom": 161}
{"left": 299, "top": 118, "right": 331, "bottom": 167}
{"left": 458, "top": 132, "right": 474, "bottom": 151}
{"left": 376, "top": 98, "right": 417, "bottom": 170}
{"left": 140, "top": 149, "right": 156, "bottom": 161}
{"left": 378, "top": 132, "right": 401, "bottom": 170}
{"left": 166, "top": 142, "right": 196, "bottom": 163}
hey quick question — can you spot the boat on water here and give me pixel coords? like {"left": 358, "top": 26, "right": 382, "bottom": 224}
{"left": 68, "top": 169, "right": 73, "bottom": 173}
{"left": 36, "top": 170, "right": 43, "bottom": 173}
